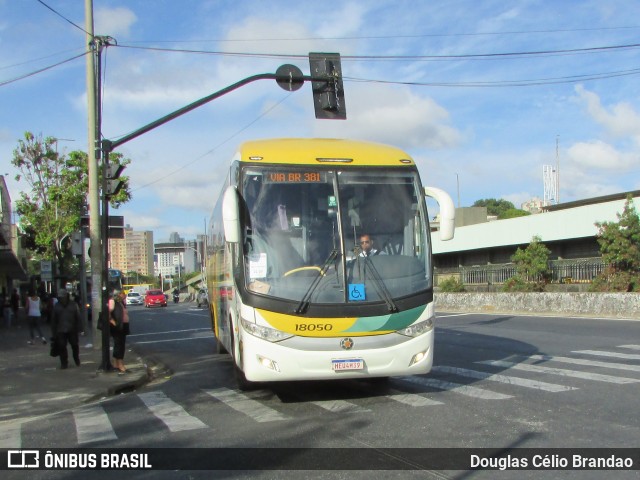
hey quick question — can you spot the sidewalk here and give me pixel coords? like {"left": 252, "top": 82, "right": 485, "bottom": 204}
{"left": 0, "top": 313, "right": 151, "bottom": 424}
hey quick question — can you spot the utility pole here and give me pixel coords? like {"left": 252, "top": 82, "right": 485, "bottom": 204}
{"left": 85, "top": 0, "right": 102, "bottom": 351}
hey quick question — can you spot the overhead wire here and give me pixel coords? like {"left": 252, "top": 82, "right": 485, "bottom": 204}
{"left": 127, "top": 93, "right": 294, "bottom": 192}
{"left": 0, "top": 52, "right": 88, "bottom": 87}
{"left": 35, "top": 0, "right": 91, "bottom": 36}
{"left": 122, "top": 25, "right": 640, "bottom": 44}
{"left": 114, "top": 41, "right": 640, "bottom": 61}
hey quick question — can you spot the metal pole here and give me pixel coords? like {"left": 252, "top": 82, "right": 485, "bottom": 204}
{"left": 85, "top": 0, "right": 103, "bottom": 353}
{"left": 100, "top": 140, "right": 113, "bottom": 371}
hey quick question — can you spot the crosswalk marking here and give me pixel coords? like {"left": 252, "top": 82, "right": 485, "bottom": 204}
{"left": 572, "top": 350, "right": 640, "bottom": 361}
{"left": 311, "top": 400, "right": 371, "bottom": 413}
{"left": 477, "top": 360, "right": 640, "bottom": 384}
{"left": 0, "top": 423, "right": 21, "bottom": 448}
{"left": 137, "top": 391, "right": 208, "bottom": 432}
{"left": 528, "top": 354, "right": 640, "bottom": 373}
{"left": 204, "top": 388, "right": 290, "bottom": 422}
{"left": 386, "top": 392, "right": 443, "bottom": 407}
{"left": 73, "top": 405, "right": 117, "bottom": 444}
{"left": 396, "top": 376, "right": 512, "bottom": 399}
{"left": 432, "top": 365, "right": 577, "bottom": 392}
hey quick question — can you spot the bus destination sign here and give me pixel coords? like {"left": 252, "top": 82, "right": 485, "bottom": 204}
{"left": 265, "top": 171, "right": 326, "bottom": 183}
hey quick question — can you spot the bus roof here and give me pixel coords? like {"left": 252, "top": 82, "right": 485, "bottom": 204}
{"left": 236, "top": 138, "right": 415, "bottom": 167}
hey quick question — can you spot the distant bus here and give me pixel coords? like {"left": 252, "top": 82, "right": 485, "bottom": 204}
{"left": 122, "top": 284, "right": 151, "bottom": 295}
{"left": 206, "top": 138, "right": 455, "bottom": 389}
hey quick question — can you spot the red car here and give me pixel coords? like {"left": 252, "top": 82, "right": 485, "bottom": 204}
{"left": 144, "top": 289, "right": 167, "bottom": 308}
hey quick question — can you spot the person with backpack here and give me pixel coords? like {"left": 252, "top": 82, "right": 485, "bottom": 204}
{"left": 108, "top": 290, "right": 130, "bottom": 374}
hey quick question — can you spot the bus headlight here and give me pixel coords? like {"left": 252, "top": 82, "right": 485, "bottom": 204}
{"left": 241, "top": 317, "right": 294, "bottom": 343}
{"left": 396, "top": 317, "right": 434, "bottom": 338}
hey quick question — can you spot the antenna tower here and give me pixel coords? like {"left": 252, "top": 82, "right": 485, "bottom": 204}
{"left": 543, "top": 136, "right": 560, "bottom": 206}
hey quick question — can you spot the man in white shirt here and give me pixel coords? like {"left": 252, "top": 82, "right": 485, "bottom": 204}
{"left": 358, "top": 234, "right": 384, "bottom": 257}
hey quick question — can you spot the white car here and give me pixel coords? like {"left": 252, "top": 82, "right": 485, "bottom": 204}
{"left": 126, "top": 291, "right": 144, "bottom": 306}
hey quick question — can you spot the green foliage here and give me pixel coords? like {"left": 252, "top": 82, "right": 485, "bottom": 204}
{"left": 501, "top": 276, "right": 536, "bottom": 292}
{"left": 590, "top": 195, "right": 640, "bottom": 292}
{"left": 501, "top": 208, "right": 530, "bottom": 219}
{"left": 11, "top": 131, "right": 132, "bottom": 278}
{"left": 503, "top": 235, "right": 551, "bottom": 292}
{"left": 438, "top": 276, "right": 466, "bottom": 292}
{"left": 473, "top": 198, "right": 529, "bottom": 219}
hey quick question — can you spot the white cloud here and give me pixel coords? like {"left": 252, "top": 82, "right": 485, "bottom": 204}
{"left": 575, "top": 85, "right": 640, "bottom": 145}
{"left": 566, "top": 140, "right": 635, "bottom": 170}
{"left": 95, "top": 7, "right": 137, "bottom": 38}
{"left": 313, "top": 83, "right": 463, "bottom": 149}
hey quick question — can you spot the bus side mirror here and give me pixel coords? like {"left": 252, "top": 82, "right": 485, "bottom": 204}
{"left": 424, "top": 186, "right": 455, "bottom": 241}
{"left": 222, "top": 186, "right": 241, "bottom": 243}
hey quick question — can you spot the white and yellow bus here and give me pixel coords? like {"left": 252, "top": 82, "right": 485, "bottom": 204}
{"left": 206, "top": 138, "right": 454, "bottom": 389}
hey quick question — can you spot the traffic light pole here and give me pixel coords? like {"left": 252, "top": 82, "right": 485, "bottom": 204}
{"left": 97, "top": 54, "right": 346, "bottom": 371}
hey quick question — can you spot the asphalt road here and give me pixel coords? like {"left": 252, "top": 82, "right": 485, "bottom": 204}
{"left": 7, "top": 303, "right": 640, "bottom": 479}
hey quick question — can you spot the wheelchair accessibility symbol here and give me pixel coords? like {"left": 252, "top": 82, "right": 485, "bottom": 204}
{"left": 349, "top": 284, "right": 365, "bottom": 301}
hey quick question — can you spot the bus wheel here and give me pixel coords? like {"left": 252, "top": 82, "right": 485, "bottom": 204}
{"left": 230, "top": 328, "right": 254, "bottom": 391}
{"left": 214, "top": 338, "right": 227, "bottom": 354}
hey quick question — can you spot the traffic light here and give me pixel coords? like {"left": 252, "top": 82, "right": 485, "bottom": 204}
{"left": 308, "top": 52, "right": 346, "bottom": 120}
{"left": 71, "top": 231, "right": 83, "bottom": 256}
{"left": 105, "top": 163, "right": 126, "bottom": 197}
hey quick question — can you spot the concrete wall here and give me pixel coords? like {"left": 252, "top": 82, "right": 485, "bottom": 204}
{"left": 435, "top": 292, "right": 640, "bottom": 319}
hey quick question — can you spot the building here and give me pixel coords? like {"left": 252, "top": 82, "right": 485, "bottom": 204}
{"left": 108, "top": 226, "right": 154, "bottom": 278}
{"left": 154, "top": 236, "right": 206, "bottom": 290}
{"left": 432, "top": 190, "right": 639, "bottom": 271}
{"left": 0, "top": 176, "right": 27, "bottom": 292}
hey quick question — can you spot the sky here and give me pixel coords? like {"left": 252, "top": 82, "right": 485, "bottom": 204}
{"left": 1, "top": 0, "right": 640, "bottom": 243}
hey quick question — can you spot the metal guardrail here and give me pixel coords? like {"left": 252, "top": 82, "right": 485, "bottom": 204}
{"left": 436, "top": 259, "right": 608, "bottom": 286}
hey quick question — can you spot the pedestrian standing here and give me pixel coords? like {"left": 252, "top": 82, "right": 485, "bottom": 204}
{"left": 1, "top": 294, "right": 10, "bottom": 328}
{"left": 51, "top": 289, "right": 82, "bottom": 369}
{"left": 109, "top": 290, "right": 130, "bottom": 374}
{"left": 26, "top": 289, "right": 47, "bottom": 345}
{"left": 10, "top": 288, "right": 20, "bottom": 324}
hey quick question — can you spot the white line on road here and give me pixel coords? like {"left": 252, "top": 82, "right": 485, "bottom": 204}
{"left": 529, "top": 354, "right": 640, "bottom": 373}
{"left": 132, "top": 334, "right": 214, "bottom": 345}
{"left": 477, "top": 360, "right": 640, "bottom": 384}
{"left": 396, "top": 376, "right": 512, "bottom": 400}
{"left": 572, "top": 350, "right": 640, "bottom": 360}
{"left": 0, "top": 423, "right": 21, "bottom": 448}
{"left": 311, "top": 400, "right": 371, "bottom": 414}
{"left": 386, "top": 392, "right": 444, "bottom": 407}
{"left": 204, "top": 388, "right": 290, "bottom": 422}
{"left": 73, "top": 405, "right": 117, "bottom": 444}
{"left": 138, "top": 391, "right": 208, "bottom": 432}
{"left": 128, "top": 328, "right": 211, "bottom": 338}
{"left": 432, "top": 365, "right": 577, "bottom": 392}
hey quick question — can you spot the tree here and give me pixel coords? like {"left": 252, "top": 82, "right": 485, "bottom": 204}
{"left": 11, "top": 131, "right": 131, "bottom": 280}
{"left": 501, "top": 208, "right": 530, "bottom": 219}
{"left": 473, "top": 198, "right": 529, "bottom": 219}
{"left": 590, "top": 195, "right": 640, "bottom": 292}
{"left": 503, "top": 235, "right": 551, "bottom": 292}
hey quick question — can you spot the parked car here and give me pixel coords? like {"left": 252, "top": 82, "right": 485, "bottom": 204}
{"left": 144, "top": 289, "right": 167, "bottom": 308}
{"left": 126, "top": 291, "right": 144, "bottom": 306}
{"left": 196, "top": 288, "right": 208, "bottom": 307}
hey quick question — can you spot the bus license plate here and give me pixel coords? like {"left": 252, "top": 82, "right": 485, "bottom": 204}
{"left": 332, "top": 359, "right": 364, "bottom": 371}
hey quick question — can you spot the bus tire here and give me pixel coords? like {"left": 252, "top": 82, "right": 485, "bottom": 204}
{"left": 230, "top": 326, "right": 255, "bottom": 391}
{"left": 214, "top": 338, "right": 227, "bottom": 354}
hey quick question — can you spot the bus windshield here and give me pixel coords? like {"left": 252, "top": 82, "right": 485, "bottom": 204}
{"left": 240, "top": 167, "right": 431, "bottom": 306}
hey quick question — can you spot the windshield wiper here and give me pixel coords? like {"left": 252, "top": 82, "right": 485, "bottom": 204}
{"left": 362, "top": 256, "right": 399, "bottom": 313}
{"left": 294, "top": 249, "right": 340, "bottom": 314}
